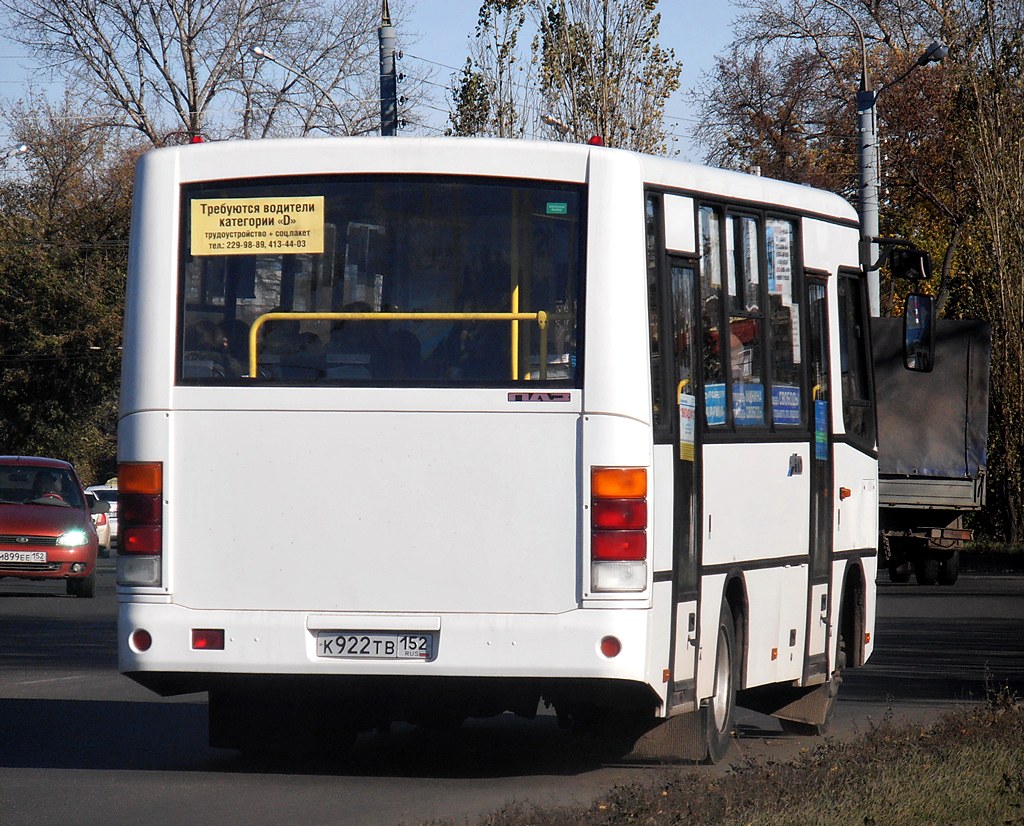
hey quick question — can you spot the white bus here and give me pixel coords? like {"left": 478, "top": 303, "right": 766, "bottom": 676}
{"left": 118, "top": 136, "right": 882, "bottom": 762}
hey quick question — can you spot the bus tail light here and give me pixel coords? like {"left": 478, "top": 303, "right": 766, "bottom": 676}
{"left": 192, "top": 629, "right": 225, "bottom": 650}
{"left": 117, "top": 462, "right": 163, "bottom": 587}
{"left": 591, "top": 468, "right": 647, "bottom": 593}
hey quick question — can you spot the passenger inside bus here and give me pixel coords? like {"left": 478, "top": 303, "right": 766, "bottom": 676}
{"left": 260, "top": 312, "right": 325, "bottom": 379}
{"left": 183, "top": 319, "right": 245, "bottom": 378}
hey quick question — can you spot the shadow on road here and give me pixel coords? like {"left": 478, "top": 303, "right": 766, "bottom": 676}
{"left": 0, "top": 696, "right": 642, "bottom": 778}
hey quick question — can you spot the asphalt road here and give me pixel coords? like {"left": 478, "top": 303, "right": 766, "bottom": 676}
{"left": 1, "top": 561, "right": 1022, "bottom": 826}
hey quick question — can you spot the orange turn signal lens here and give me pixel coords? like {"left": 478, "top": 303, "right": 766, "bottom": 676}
{"left": 592, "top": 467, "right": 646, "bottom": 499}
{"left": 119, "top": 462, "right": 162, "bottom": 495}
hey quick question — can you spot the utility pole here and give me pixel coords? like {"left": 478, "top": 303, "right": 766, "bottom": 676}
{"left": 820, "top": 0, "right": 946, "bottom": 316}
{"left": 379, "top": 0, "right": 398, "bottom": 136}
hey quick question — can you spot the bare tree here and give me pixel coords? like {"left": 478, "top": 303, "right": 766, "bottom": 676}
{"left": 449, "top": 0, "right": 536, "bottom": 138}
{"left": 0, "top": 0, "right": 411, "bottom": 144}
{"left": 959, "top": 0, "right": 1024, "bottom": 543}
{"left": 449, "top": 0, "right": 681, "bottom": 152}
{"left": 536, "top": 0, "right": 681, "bottom": 152}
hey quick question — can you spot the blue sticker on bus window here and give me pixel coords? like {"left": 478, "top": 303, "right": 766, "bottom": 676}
{"left": 815, "top": 399, "right": 829, "bottom": 460}
{"left": 705, "top": 384, "right": 726, "bottom": 426}
{"left": 733, "top": 383, "right": 765, "bottom": 426}
{"left": 772, "top": 385, "right": 802, "bottom": 425}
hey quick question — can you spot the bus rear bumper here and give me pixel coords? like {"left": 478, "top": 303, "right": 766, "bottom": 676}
{"left": 118, "top": 601, "right": 662, "bottom": 694}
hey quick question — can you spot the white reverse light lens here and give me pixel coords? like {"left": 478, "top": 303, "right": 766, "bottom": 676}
{"left": 117, "top": 555, "right": 162, "bottom": 587}
{"left": 592, "top": 561, "right": 647, "bottom": 592}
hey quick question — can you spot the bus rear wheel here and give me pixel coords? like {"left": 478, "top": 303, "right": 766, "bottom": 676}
{"left": 704, "top": 604, "right": 737, "bottom": 763}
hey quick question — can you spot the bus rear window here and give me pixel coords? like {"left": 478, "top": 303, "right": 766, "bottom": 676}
{"left": 178, "top": 175, "right": 584, "bottom": 386}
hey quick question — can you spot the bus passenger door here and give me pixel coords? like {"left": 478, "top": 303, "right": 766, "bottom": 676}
{"left": 805, "top": 277, "right": 832, "bottom": 679}
{"left": 668, "top": 259, "right": 700, "bottom": 699}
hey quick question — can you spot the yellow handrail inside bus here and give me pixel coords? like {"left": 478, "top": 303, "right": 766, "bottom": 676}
{"left": 248, "top": 310, "right": 549, "bottom": 380}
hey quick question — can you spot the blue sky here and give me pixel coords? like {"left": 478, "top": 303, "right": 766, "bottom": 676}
{"left": 0, "top": 0, "right": 737, "bottom": 161}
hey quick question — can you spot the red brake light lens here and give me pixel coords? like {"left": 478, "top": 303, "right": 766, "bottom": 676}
{"left": 592, "top": 530, "right": 646, "bottom": 561}
{"left": 122, "top": 524, "right": 162, "bottom": 555}
{"left": 592, "top": 499, "right": 647, "bottom": 530}
{"left": 121, "top": 492, "right": 161, "bottom": 523}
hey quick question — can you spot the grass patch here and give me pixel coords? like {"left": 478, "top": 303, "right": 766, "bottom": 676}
{"left": 964, "top": 539, "right": 1024, "bottom": 556}
{"left": 429, "top": 689, "right": 1024, "bottom": 826}
{"left": 962, "top": 542, "right": 1024, "bottom": 572}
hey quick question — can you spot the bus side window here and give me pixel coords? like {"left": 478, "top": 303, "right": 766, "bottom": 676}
{"left": 699, "top": 206, "right": 727, "bottom": 427}
{"left": 726, "top": 214, "right": 765, "bottom": 428}
{"left": 646, "top": 195, "right": 665, "bottom": 429}
{"left": 766, "top": 218, "right": 803, "bottom": 427}
{"left": 837, "top": 272, "right": 876, "bottom": 448}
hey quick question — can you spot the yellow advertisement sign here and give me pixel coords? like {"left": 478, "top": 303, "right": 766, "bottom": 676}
{"left": 190, "top": 196, "right": 325, "bottom": 256}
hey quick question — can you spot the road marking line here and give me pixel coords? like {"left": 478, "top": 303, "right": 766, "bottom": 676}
{"left": 15, "top": 675, "right": 88, "bottom": 686}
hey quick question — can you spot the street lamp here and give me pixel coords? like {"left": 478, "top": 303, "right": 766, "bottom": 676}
{"left": 1, "top": 143, "right": 28, "bottom": 165}
{"left": 819, "top": 0, "right": 947, "bottom": 315}
{"left": 542, "top": 114, "right": 571, "bottom": 138}
{"left": 249, "top": 45, "right": 353, "bottom": 134}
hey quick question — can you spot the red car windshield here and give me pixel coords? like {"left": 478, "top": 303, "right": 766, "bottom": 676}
{"left": 0, "top": 465, "right": 85, "bottom": 509}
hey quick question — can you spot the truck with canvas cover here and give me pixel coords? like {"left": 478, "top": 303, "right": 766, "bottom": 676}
{"left": 872, "top": 317, "right": 990, "bottom": 585}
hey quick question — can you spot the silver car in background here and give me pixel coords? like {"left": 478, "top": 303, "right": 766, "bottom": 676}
{"left": 85, "top": 484, "right": 118, "bottom": 549}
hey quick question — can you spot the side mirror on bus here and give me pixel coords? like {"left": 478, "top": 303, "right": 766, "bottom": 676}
{"left": 890, "top": 247, "right": 932, "bottom": 282}
{"left": 903, "top": 292, "right": 935, "bottom": 372}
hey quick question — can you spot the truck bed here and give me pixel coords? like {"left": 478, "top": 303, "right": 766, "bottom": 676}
{"left": 879, "top": 475, "right": 985, "bottom": 510}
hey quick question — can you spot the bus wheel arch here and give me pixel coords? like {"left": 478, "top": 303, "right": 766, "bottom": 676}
{"left": 839, "top": 563, "right": 866, "bottom": 669}
{"left": 723, "top": 575, "right": 749, "bottom": 688}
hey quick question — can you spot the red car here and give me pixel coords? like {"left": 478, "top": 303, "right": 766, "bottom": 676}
{"left": 0, "top": 456, "right": 106, "bottom": 598}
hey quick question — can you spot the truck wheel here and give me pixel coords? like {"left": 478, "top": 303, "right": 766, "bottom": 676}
{"left": 914, "top": 557, "right": 939, "bottom": 585}
{"left": 888, "top": 563, "right": 911, "bottom": 583}
{"left": 938, "top": 551, "right": 960, "bottom": 586}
